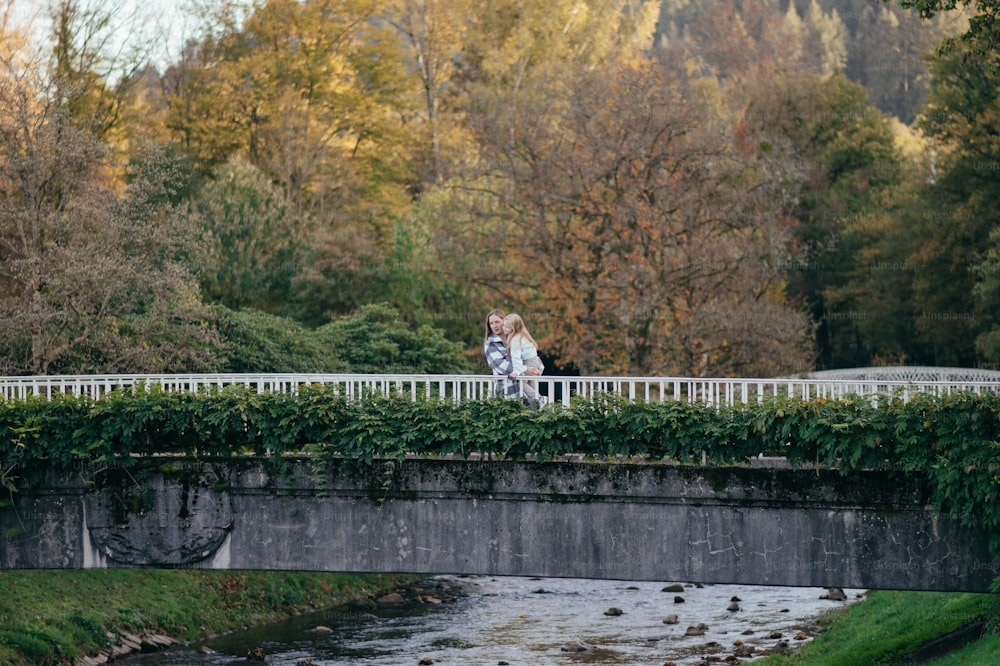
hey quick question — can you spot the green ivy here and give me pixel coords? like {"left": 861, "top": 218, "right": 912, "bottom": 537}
{"left": 2, "top": 387, "right": 999, "bottom": 564}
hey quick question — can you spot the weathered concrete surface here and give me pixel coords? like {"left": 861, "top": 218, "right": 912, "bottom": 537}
{"left": 1, "top": 458, "right": 994, "bottom": 591}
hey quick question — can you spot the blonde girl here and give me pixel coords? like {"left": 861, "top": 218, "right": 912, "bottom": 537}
{"left": 503, "top": 313, "right": 545, "bottom": 404}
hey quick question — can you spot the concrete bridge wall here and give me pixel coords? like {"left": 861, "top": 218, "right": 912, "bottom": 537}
{"left": 1, "top": 458, "right": 993, "bottom": 592}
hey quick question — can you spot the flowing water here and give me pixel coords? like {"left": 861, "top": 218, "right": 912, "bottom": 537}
{"left": 122, "top": 577, "right": 864, "bottom": 665}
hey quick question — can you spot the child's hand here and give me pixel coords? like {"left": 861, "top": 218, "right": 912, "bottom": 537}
{"left": 507, "top": 373, "right": 518, "bottom": 380}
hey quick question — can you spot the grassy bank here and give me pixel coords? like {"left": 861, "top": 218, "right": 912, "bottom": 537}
{"left": 0, "top": 569, "right": 417, "bottom": 665}
{"left": 925, "top": 633, "right": 1000, "bottom": 665}
{"left": 759, "top": 590, "right": 997, "bottom": 665}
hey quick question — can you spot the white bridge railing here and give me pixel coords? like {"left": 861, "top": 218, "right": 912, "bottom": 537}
{"left": 3, "top": 373, "right": 1000, "bottom": 406}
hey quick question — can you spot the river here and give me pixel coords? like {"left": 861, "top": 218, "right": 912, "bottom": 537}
{"left": 121, "top": 577, "right": 864, "bottom": 665}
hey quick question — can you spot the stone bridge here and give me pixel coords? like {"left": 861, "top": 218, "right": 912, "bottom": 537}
{"left": 1, "top": 457, "right": 993, "bottom": 592}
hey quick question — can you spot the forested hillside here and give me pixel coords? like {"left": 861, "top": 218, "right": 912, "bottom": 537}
{"left": 657, "top": 0, "right": 970, "bottom": 122}
{"left": 1, "top": 0, "right": 997, "bottom": 376}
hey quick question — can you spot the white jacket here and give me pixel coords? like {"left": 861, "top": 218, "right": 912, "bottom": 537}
{"left": 508, "top": 333, "right": 540, "bottom": 375}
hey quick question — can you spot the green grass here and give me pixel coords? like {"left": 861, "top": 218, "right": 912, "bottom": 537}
{"left": 927, "top": 631, "right": 1000, "bottom": 665}
{"left": 758, "top": 590, "right": 996, "bottom": 666}
{"left": 0, "top": 570, "right": 416, "bottom": 665}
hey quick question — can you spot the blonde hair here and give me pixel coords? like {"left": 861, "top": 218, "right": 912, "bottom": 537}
{"left": 503, "top": 313, "right": 539, "bottom": 353}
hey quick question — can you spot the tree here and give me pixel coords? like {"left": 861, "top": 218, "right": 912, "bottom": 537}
{"left": 805, "top": 36, "right": 999, "bottom": 368}
{"left": 316, "top": 302, "right": 473, "bottom": 373}
{"left": 659, "top": 0, "right": 967, "bottom": 123}
{"left": 160, "top": 0, "right": 415, "bottom": 224}
{"left": 48, "top": 0, "right": 149, "bottom": 140}
{"left": 819, "top": 184, "right": 928, "bottom": 366}
{"left": 1, "top": 1, "right": 30, "bottom": 64}
{"left": 894, "top": 0, "right": 1000, "bottom": 52}
{"left": 378, "top": 187, "right": 483, "bottom": 347}
{"left": 182, "top": 156, "right": 306, "bottom": 313}
{"left": 469, "top": 57, "right": 812, "bottom": 376}
{"left": 385, "top": 0, "right": 475, "bottom": 185}
{"left": 741, "top": 73, "right": 905, "bottom": 368}
{"left": 0, "top": 48, "right": 222, "bottom": 374}
{"left": 973, "top": 228, "right": 1000, "bottom": 362}
{"left": 212, "top": 306, "right": 346, "bottom": 372}
{"left": 919, "top": 41, "right": 1000, "bottom": 364}
{"left": 156, "top": 0, "right": 422, "bottom": 327}
{"left": 284, "top": 221, "right": 395, "bottom": 327}
{"left": 806, "top": 0, "right": 848, "bottom": 78}
{"left": 846, "top": 0, "right": 953, "bottom": 123}
{"left": 685, "top": 0, "right": 825, "bottom": 88}
{"left": 464, "top": 0, "right": 661, "bottom": 98}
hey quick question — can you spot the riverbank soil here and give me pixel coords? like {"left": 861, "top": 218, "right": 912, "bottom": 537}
{"left": 0, "top": 570, "right": 421, "bottom": 665}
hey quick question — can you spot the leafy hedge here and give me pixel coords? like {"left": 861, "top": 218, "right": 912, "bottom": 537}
{"left": 1, "top": 386, "right": 999, "bottom": 556}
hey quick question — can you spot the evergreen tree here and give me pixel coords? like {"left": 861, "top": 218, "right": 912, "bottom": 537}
{"left": 180, "top": 156, "right": 307, "bottom": 314}
{"left": 920, "top": 42, "right": 1000, "bottom": 364}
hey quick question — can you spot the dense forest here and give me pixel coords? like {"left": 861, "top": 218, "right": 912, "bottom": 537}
{"left": 1, "top": 0, "right": 998, "bottom": 377}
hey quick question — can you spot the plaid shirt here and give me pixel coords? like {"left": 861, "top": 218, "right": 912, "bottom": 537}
{"left": 484, "top": 333, "right": 517, "bottom": 397}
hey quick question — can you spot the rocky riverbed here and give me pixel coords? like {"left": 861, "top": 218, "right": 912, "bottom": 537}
{"left": 119, "top": 576, "right": 864, "bottom": 665}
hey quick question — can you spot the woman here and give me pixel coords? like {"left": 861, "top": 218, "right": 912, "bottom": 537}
{"left": 484, "top": 308, "right": 515, "bottom": 397}
{"left": 483, "top": 308, "right": 539, "bottom": 400}
{"left": 503, "top": 313, "right": 545, "bottom": 405}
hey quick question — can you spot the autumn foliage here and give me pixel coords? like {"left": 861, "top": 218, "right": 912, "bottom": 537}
{"left": 0, "top": 0, "right": 996, "bottom": 376}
